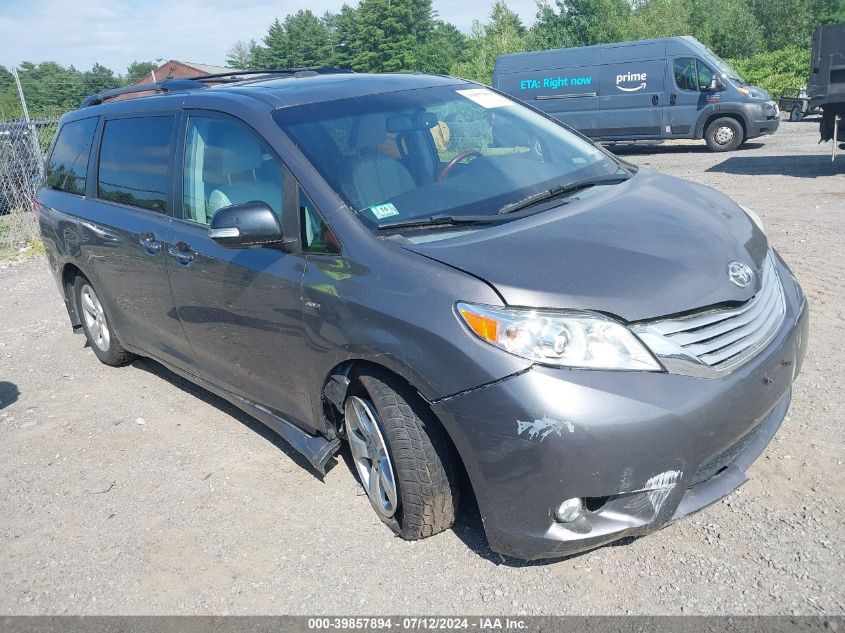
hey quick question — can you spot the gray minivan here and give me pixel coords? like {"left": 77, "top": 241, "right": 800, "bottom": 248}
{"left": 493, "top": 36, "right": 780, "bottom": 151}
{"left": 38, "top": 70, "right": 807, "bottom": 560}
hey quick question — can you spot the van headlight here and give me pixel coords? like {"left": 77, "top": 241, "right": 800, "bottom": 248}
{"left": 739, "top": 204, "right": 767, "bottom": 236}
{"left": 456, "top": 302, "right": 661, "bottom": 371}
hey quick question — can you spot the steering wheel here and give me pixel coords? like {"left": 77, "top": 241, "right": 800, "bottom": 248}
{"left": 437, "top": 150, "right": 483, "bottom": 182}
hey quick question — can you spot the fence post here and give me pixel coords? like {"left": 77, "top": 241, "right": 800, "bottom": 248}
{"left": 11, "top": 67, "right": 30, "bottom": 123}
{"left": 11, "top": 67, "right": 45, "bottom": 181}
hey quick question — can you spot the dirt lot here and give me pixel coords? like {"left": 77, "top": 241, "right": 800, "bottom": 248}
{"left": 1, "top": 120, "right": 843, "bottom": 615}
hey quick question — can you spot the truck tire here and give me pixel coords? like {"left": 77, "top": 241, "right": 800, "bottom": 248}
{"left": 343, "top": 367, "right": 459, "bottom": 540}
{"left": 789, "top": 105, "right": 803, "bottom": 122}
{"left": 704, "top": 117, "right": 744, "bottom": 152}
{"left": 73, "top": 275, "right": 134, "bottom": 366}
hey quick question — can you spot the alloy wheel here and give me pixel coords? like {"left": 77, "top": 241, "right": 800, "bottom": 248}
{"left": 344, "top": 395, "right": 399, "bottom": 518}
{"left": 80, "top": 284, "right": 110, "bottom": 352}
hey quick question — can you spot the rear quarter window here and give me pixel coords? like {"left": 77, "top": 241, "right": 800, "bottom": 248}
{"left": 46, "top": 117, "right": 99, "bottom": 195}
{"left": 97, "top": 116, "right": 174, "bottom": 213}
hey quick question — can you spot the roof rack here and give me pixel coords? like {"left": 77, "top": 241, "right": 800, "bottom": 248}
{"left": 79, "top": 67, "right": 354, "bottom": 108}
{"left": 80, "top": 79, "right": 207, "bottom": 108}
{"left": 192, "top": 67, "right": 354, "bottom": 83}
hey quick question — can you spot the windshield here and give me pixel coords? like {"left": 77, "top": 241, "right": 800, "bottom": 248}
{"left": 274, "top": 84, "right": 622, "bottom": 229}
{"left": 700, "top": 45, "right": 745, "bottom": 83}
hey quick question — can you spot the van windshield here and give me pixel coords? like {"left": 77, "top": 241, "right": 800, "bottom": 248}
{"left": 701, "top": 46, "right": 745, "bottom": 83}
{"left": 274, "top": 84, "right": 622, "bottom": 229}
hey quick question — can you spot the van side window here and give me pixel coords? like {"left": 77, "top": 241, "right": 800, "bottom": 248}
{"left": 674, "top": 58, "right": 699, "bottom": 91}
{"left": 46, "top": 117, "right": 99, "bottom": 195}
{"left": 98, "top": 116, "right": 174, "bottom": 213}
{"left": 183, "top": 116, "right": 284, "bottom": 225}
{"left": 299, "top": 187, "right": 340, "bottom": 254}
{"left": 696, "top": 62, "right": 716, "bottom": 91}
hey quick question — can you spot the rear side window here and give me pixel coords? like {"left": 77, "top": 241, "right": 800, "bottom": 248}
{"left": 98, "top": 116, "right": 174, "bottom": 213}
{"left": 46, "top": 117, "right": 98, "bottom": 195}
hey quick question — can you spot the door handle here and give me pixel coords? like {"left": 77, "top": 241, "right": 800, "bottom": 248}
{"left": 168, "top": 242, "right": 195, "bottom": 265}
{"left": 652, "top": 94, "right": 659, "bottom": 106}
{"left": 670, "top": 93, "right": 677, "bottom": 105}
{"left": 138, "top": 233, "right": 162, "bottom": 254}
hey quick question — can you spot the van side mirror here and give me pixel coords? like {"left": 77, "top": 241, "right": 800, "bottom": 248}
{"left": 208, "top": 200, "right": 288, "bottom": 248}
{"left": 709, "top": 76, "right": 726, "bottom": 92}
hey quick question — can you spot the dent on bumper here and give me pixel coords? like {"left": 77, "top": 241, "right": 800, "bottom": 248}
{"left": 433, "top": 263, "right": 808, "bottom": 560}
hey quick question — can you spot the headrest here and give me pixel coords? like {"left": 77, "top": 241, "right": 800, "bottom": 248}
{"left": 219, "top": 129, "right": 265, "bottom": 174}
{"left": 352, "top": 113, "right": 387, "bottom": 152}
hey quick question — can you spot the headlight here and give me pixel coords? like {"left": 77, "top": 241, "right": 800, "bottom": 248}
{"left": 739, "top": 204, "right": 767, "bottom": 236}
{"left": 456, "top": 302, "right": 661, "bottom": 371}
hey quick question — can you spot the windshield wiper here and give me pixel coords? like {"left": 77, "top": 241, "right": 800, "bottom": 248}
{"left": 497, "top": 173, "right": 630, "bottom": 215}
{"left": 377, "top": 214, "right": 504, "bottom": 231}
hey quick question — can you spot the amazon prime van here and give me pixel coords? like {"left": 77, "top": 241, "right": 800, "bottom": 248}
{"left": 493, "top": 36, "right": 780, "bottom": 151}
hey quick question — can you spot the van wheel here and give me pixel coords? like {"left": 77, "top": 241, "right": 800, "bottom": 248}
{"left": 73, "top": 275, "right": 134, "bottom": 366}
{"left": 343, "top": 368, "right": 459, "bottom": 540}
{"left": 704, "top": 117, "right": 744, "bottom": 152}
{"left": 789, "top": 105, "right": 803, "bottom": 122}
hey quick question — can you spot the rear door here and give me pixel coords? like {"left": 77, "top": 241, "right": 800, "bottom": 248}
{"left": 165, "top": 111, "right": 314, "bottom": 430}
{"left": 81, "top": 113, "right": 196, "bottom": 373}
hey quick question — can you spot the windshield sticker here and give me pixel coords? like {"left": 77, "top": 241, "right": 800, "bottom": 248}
{"left": 456, "top": 88, "right": 514, "bottom": 109}
{"left": 368, "top": 202, "right": 400, "bottom": 220}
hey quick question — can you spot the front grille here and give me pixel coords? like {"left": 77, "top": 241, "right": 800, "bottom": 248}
{"left": 643, "top": 255, "right": 785, "bottom": 371}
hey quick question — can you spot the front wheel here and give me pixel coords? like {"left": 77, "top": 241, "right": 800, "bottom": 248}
{"left": 704, "top": 117, "right": 744, "bottom": 152}
{"left": 344, "top": 368, "right": 459, "bottom": 540}
{"left": 789, "top": 105, "right": 803, "bottom": 122}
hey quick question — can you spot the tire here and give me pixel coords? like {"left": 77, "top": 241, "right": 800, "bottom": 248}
{"left": 73, "top": 275, "right": 134, "bottom": 366}
{"left": 789, "top": 105, "right": 803, "bottom": 122}
{"left": 704, "top": 117, "right": 744, "bottom": 152}
{"left": 343, "top": 367, "right": 459, "bottom": 540}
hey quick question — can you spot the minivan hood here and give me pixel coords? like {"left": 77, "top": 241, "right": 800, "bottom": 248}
{"left": 401, "top": 169, "right": 768, "bottom": 322}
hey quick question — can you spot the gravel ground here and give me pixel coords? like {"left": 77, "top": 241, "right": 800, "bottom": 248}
{"left": 0, "top": 119, "right": 843, "bottom": 615}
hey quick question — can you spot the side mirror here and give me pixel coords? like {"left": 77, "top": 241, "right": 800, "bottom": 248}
{"left": 208, "top": 200, "right": 287, "bottom": 248}
{"left": 709, "top": 76, "right": 726, "bottom": 92}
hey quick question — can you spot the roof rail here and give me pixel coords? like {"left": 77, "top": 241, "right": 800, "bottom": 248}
{"left": 192, "top": 67, "right": 354, "bottom": 82}
{"left": 80, "top": 78, "right": 207, "bottom": 108}
{"left": 79, "top": 67, "right": 354, "bottom": 108}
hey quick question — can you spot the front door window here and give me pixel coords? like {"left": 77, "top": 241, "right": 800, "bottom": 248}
{"left": 183, "top": 116, "right": 284, "bottom": 225}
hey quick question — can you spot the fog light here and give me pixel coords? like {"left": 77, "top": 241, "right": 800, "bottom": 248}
{"left": 555, "top": 497, "right": 584, "bottom": 523}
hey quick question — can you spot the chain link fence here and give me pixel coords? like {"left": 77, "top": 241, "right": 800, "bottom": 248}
{"left": 0, "top": 118, "right": 58, "bottom": 255}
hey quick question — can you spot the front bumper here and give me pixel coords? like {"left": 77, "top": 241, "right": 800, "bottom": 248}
{"left": 433, "top": 254, "right": 808, "bottom": 560}
{"left": 745, "top": 101, "right": 780, "bottom": 138}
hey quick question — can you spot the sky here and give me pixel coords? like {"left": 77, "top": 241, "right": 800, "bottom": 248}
{"left": 0, "top": 0, "right": 540, "bottom": 73}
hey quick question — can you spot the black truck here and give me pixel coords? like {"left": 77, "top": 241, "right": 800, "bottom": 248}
{"left": 808, "top": 22, "right": 845, "bottom": 152}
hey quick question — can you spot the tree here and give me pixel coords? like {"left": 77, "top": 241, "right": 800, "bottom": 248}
{"left": 527, "top": 1, "right": 578, "bottom": 51}
{"left": 727, "top": 46, "right": 811, "bottom": 95}
{"left": 451, "top": 2, "right": 526, "bottom": 84}
{"left": 248, "top": 12, "right": 332, "bottom": 69}
{"left": 692, "top": 0, "right": 764, "bottom": 58}
{"left": 283, "top": 10, "right": 332, "bottom": 67}
{"left": 255, "top": 18, "right": 288, "bottom": 68}
{"left": 82, "top": 63, "right": 120, "bottom": 95}
{"left": 323, "top": 5, "right": 359, "bottom": 68}
{"left": 351, "top": 0, "right": 434, "bottom": 72}
{"left": 561, "top": 0, "right": 633, "bottom": 46}
{"left": 15, "top": 62, "right": 85, "bottom": 116}
{"left": 415, "top": 21, "right": 468, "bottom": 74}
{"left": 125, "top": 60, "right": 158, "bottom": 85}
{"left": 627, "top": 0, "right": 694, "bottom": 41}
{"left": 226, "top": 41, "right": 253, "bottom": 69}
